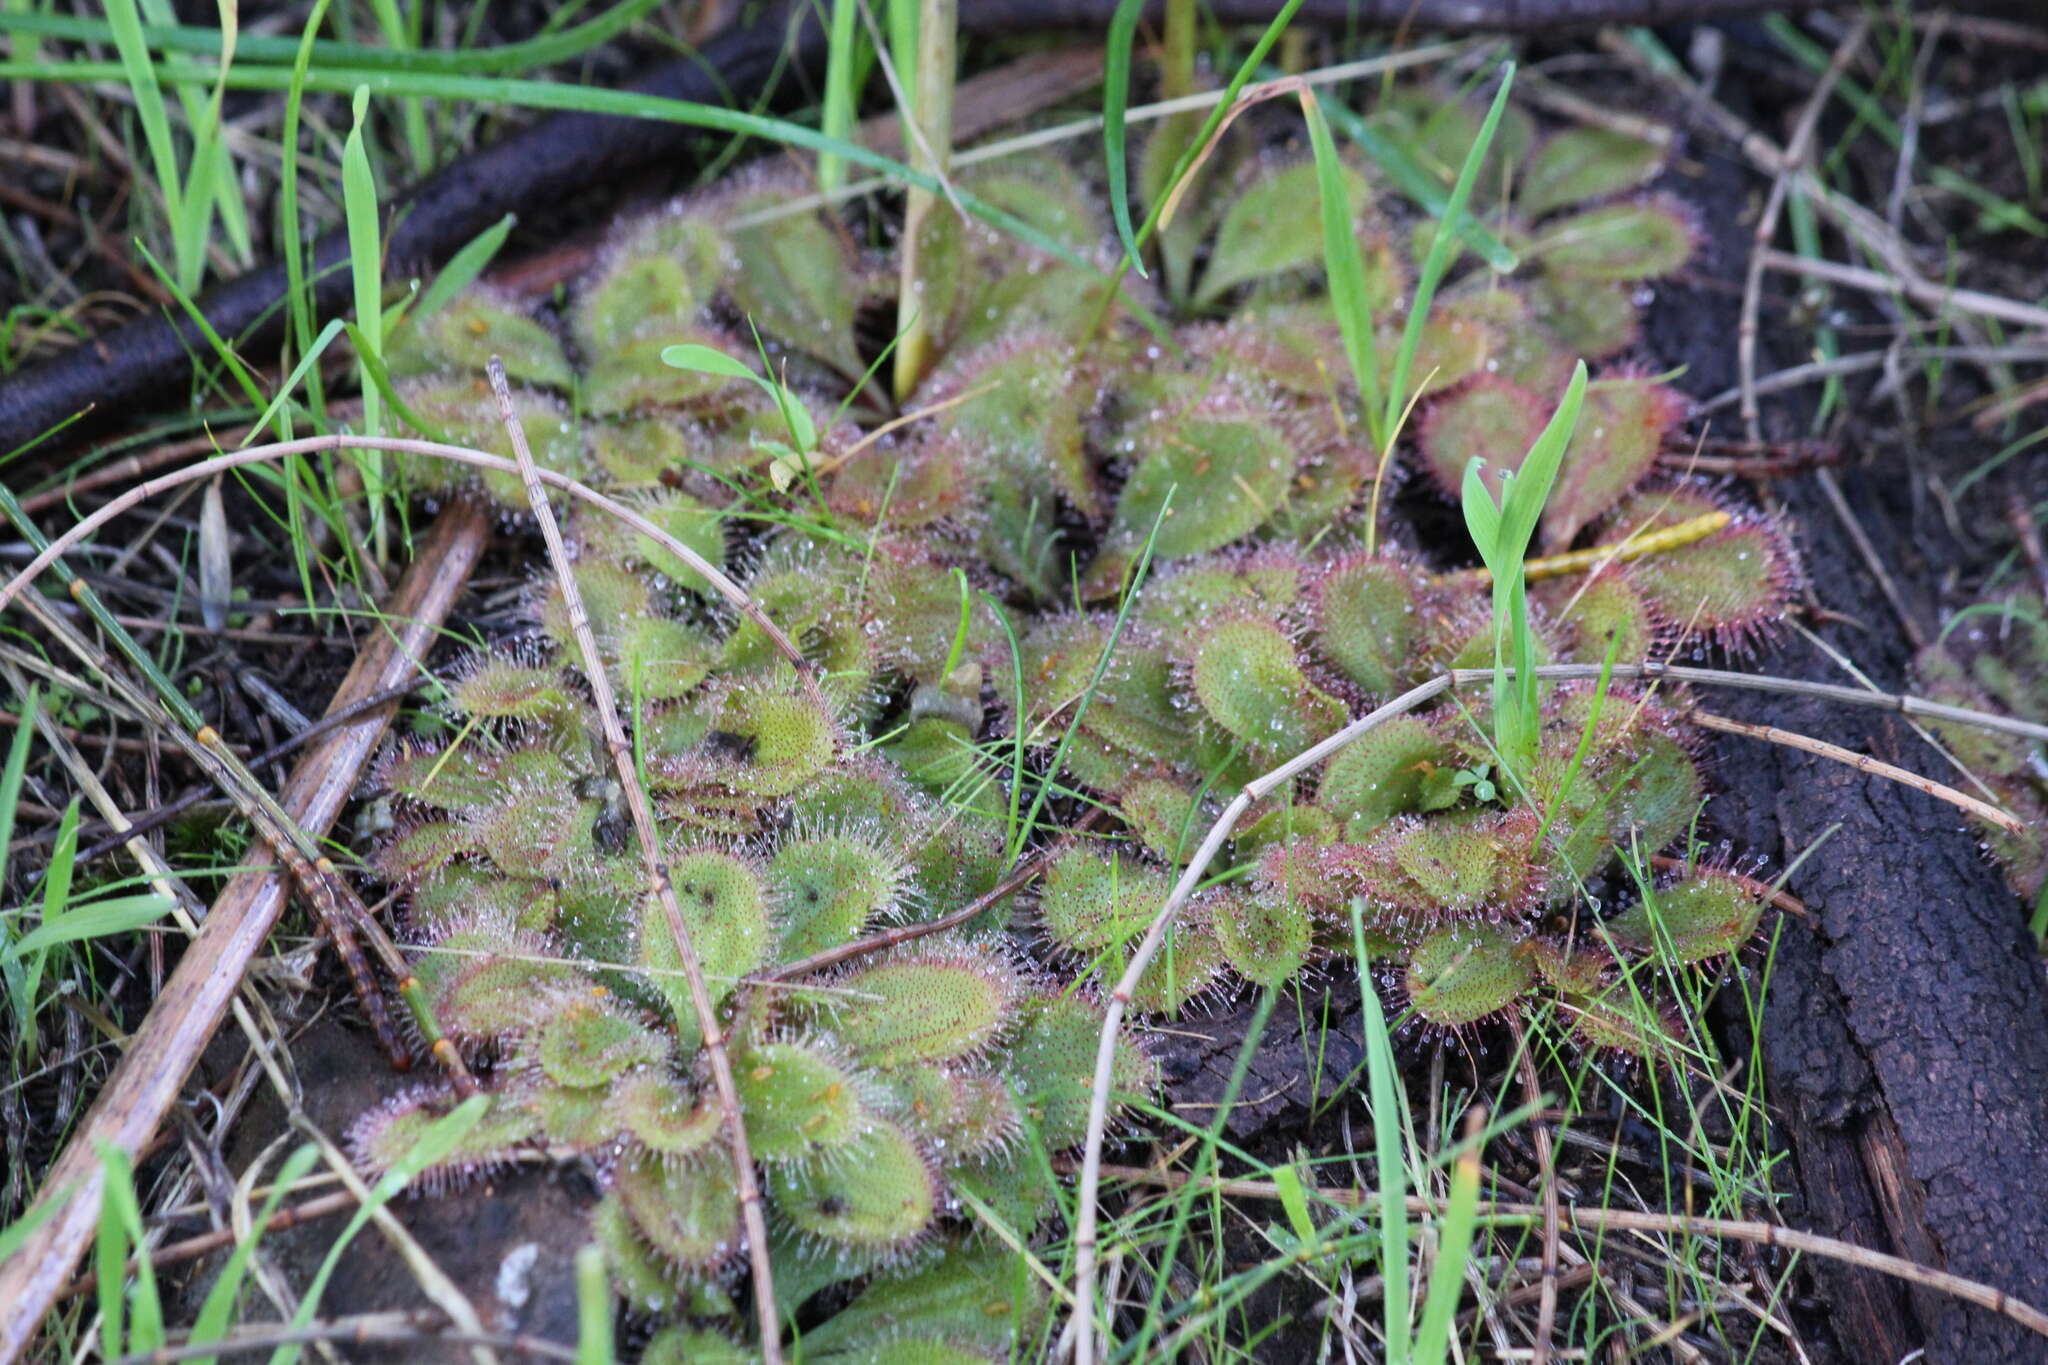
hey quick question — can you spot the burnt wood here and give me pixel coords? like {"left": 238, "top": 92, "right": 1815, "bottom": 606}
{"left": 1649, "top": 135, "right": 2048, "bottom": 1364}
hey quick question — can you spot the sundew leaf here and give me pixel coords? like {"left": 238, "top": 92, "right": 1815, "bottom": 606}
{"left": 1518, "top": 127, "right": 1667, "bottom": 219}
{"left": 1098, "top": 409, "right": 1295, "bottom": 566}
{"left": 1195, "top": 158, "right": 1370, "bottom": 306}
{"left": 1531, "top": 196, "right": 1694, "bottom": 281}
{"left": 724, "top": 188, "right": 864, "bottom": 378}
{"left": 385, "top": 287, "right": 571, "bottom": 388}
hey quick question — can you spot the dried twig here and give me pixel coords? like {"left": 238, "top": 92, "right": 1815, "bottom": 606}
{"left": 0, "top": 504, "right": 490, "bottom": 1365}
{"left": 1695, "top": 345, "right": 2048, "bottom": 415}
{"left": 1686, "top": 707, "right": 2020, "bottom": 832}
{"left": 1507, "top": 1020, "right": 1560, "bottom": 1365}
{"left": 1737, "top": 14, "right": 1869, "bottom": 446}
{"left": 487, "top": 359, "right": 784, "bottom": 1364}
{"left": 101, "top": 1312, "right": 576, "bottom": 1365}
{"left": 1812, "top": 464, "right": 1929, "bottom": 649}
{"left": 1754, "top": 248, "right": 2048, "bottom": 334}
{"left": 751, "top": 807, "right": 1109, "bottom": 985}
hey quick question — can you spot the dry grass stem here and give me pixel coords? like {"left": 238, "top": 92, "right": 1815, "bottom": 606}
{"left": 1507, "top": 1020, "right": 1560, "bottom": 1365}
{"left": 100, "top": 1313, "right": 578, "bottom": 1365}
{"left": 1686, "top": 707, "right": 2022, "bottom": 832}
{"left": 487, "top": 359, "right": 784, "bottom": 1365}
{"left": 1755, "top": 247, "right": 2048, "bottom": 333}
{"left": 1737, "top": 15, "right": 1870, "bottom": 445}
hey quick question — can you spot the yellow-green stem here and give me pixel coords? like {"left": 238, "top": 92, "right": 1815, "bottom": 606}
{"left": 892, "top": 0, "right": 956, "bottom": 401}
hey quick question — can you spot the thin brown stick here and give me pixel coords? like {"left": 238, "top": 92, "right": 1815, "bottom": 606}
{"left": 1604, "top": 25, "right": 2029, "bottom": 404}
{"left": 1695, "top": 346, "right": 2048, "bottom": 415}
{"left": 1755, "top": 247, "right": 2048, "bottom": 335}
{"left": 2009, "top": 491, "right": 2048, "bottom": 608}
{"left": 103, "top": 1313, "right": 576, "bottom": 1365}
{"left": 14, "top": 586, "right": 421, "bottom": 1074}
{"left": 19, "top": 428, "right": 251, "bottom": 514}
{"left": 487, "top": 359, "right": 784, "bottom": 1365}
{"left": 1812, "top": 465, "right": 1928, "bottom": 649}
{"left": 68, "top": 681, "right": 426, "bottom": 869}
{"left": 59, "top": 1190, "right": 358, "bottom": 1302}
{"left": 1686, "top": 707, "right": 2022, "bottom": 833}
{"left": 1508, "top": 1020, "right": 1560, "bottom": 1365}
{"left": 1738, "top": 15, "right": 1869, "bottom": 446}
{"left": 751, "top": 806, "right": 1110, "bottom": 985}
{"left": 1075, "top": 1160, "right": 2048, "bottom": 1341}
{"left": 0, "top": 502, "right": 490, "bottom": 1365}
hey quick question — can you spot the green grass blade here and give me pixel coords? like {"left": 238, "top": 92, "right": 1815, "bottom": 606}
{"left": 102, "top": 0, "right": 183, "bottom": 233}
{"left": 171, "top": 104, "right": 225, "bottom": 295}
{"left": 1122, "top": 0, "right": 1303, "bottom": 269}
{"left": 0, "top": 1188, "right": 69, "bottom": 1262}
{"left": 343, "top": 86, "right": 383, "bottom": 441}
{"left": 2, "top": 894, "right": 176, "bottom": 961}
{"left": 1411, "top": 1117, "right": 1483, "bottom": 1364}
{"left": 1482, "top": 359, "right": 1586, "bottom": 771}
{"left": 1384, "top": 64, "right": 1515, "bottom": 442}
{"left": 133, "top": 242, "right": 268, "bottom": 411}
{"left": 269, "top": 1096, "right": 489, "bottom": 1365}
{"left": 1500, "top": 360, "right": 1586, "bottom": 553}
{"left": 342, "top": 85, "right": 389, "bottom": 546}
{"left": 245, "top": 318, "right": 346, "bottom": 443}
{"left": 1286, "top": 73, "right": 1517, "bottom": 273}
{"left": 95, "top": 1140, "right": 164, "bottom": 1355}
{"left": 1303, "top": 89, "right": 1384, "bottom": 450}
{"left": 410, "top": 213, "right": 515, "bottom": 322}
{"left": 15, "top": 798, "right": 82, "bottom": 1049}
{"left": 1351, "top": 903, "right": 1413, "bottom": 1364}
{"left": 574, "top": 1245, "right": 612, "bottom": 1365}
{"left": 817, "top": 0, "right": 860, "bottom": 193}
{"left": 1101, "top": 0, "right": 1148, "bottom": 276}
{"left": 886, "top": 0, "right": 917, "bottom": 121}
{"left": 93, "top": 1143, "right": 129, "bottom": 1361}
{"left": 187, "top": 1144, "right": 323, "bottom": 1365}
{"left": 366, "top": 0, "right": 431, "bottom": 171}
{"left": 279, "top": 0, "right": 333, "bottom": 426}
{"left": 0, "top": 0, "right": 664, "bottom": 76}
{"left": 136, "top": 0, "right": 241, "bottom": 288}
{"left": 0, "top": 683, "right": 36, "bottom": 891}
{"left": 0, "top": 62, "right": 1108, "bottom": 280}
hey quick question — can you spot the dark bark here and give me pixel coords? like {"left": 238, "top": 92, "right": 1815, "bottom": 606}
{"left": 1648, "top": 135, "right": 2048, "bottom": 1364}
